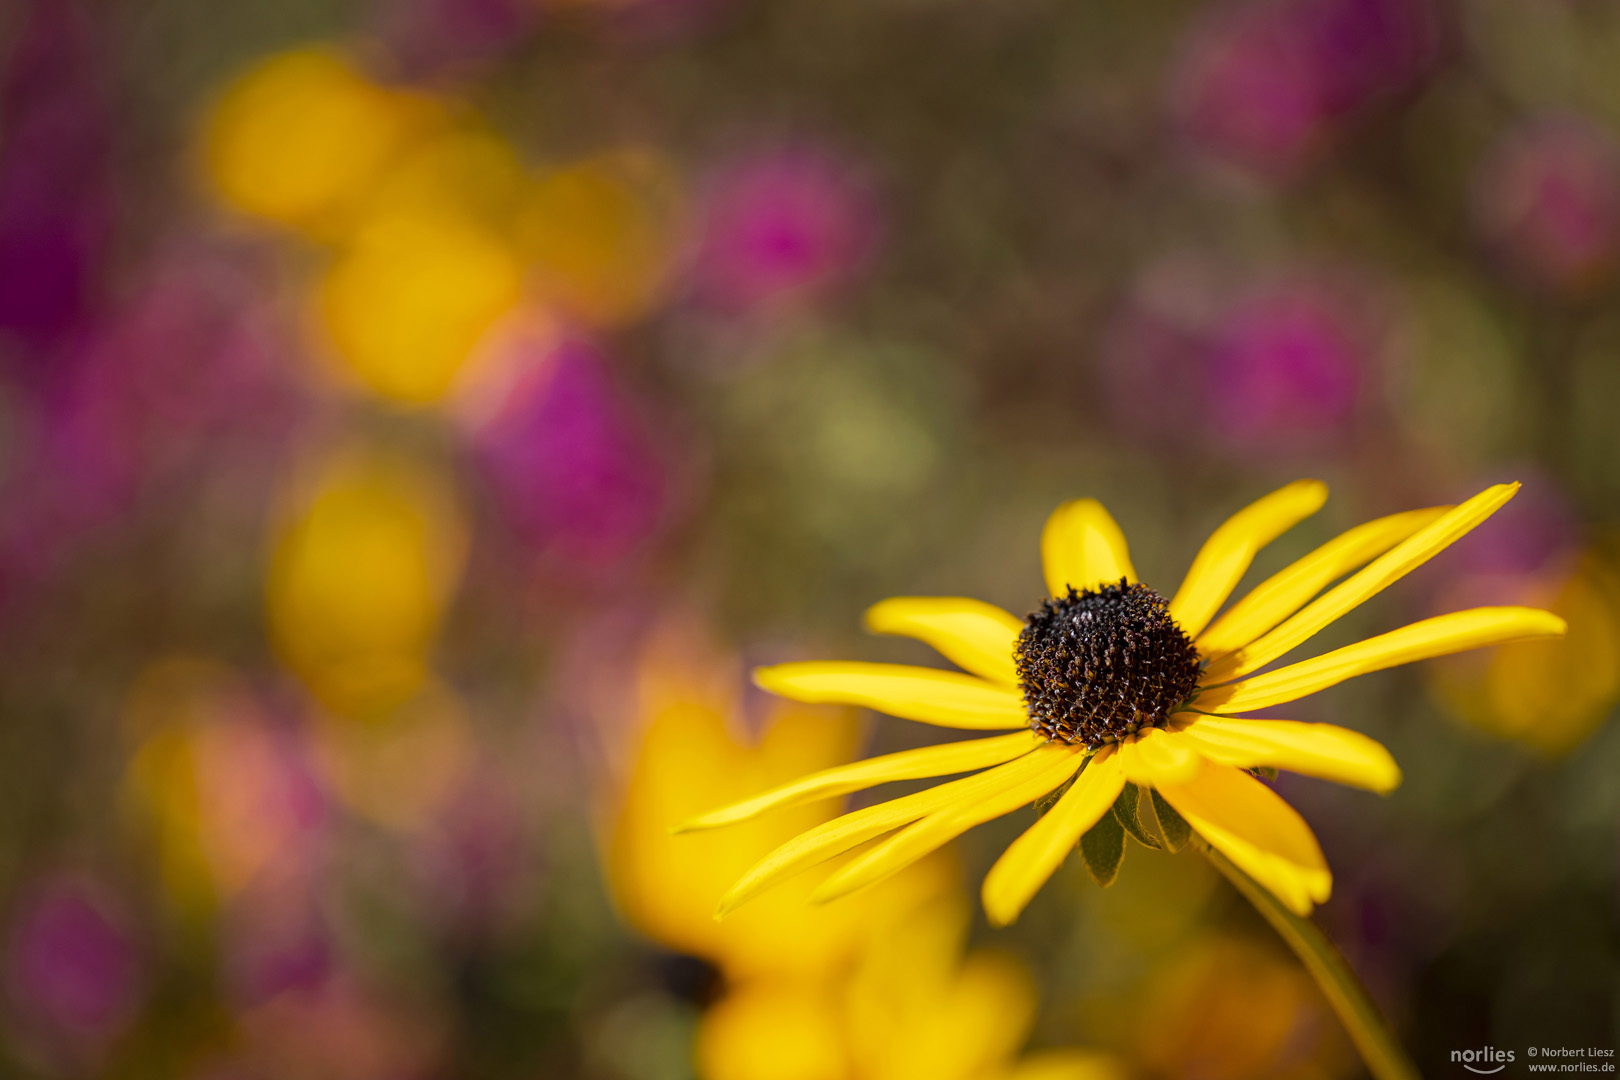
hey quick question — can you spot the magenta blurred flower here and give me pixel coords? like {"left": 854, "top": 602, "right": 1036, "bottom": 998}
{"left": 0, "top": 0, "right": 113, "bottom": 358}
{"left": 1206, "top": 284, "right": 1364, "bottom": 451}
{"left": 692, "top": 144, "right": 880, "bottom": 315}
{"left": 1303, "top": 0, "right": 1436, "bottom": 113}
{"left": 1102, "top": 262, "right": 1381, "bottom": 457}
{"left": 91, "top": 239, "right": 295, "bottom": 447}
{"left": 1473, "top": 114, "right": 1620, "bottom": 297}
{"left": 4, "top": 876, "right": 142, "bottom": 1053}
{"left": 471, "top": 339, "right": 666, "bottom": 569}
{"left": 0, "top": 237, "right": 297, "bottom": 603}
{"left": 1173, "top": 4, "right": 1327, "bottom": 179}
{"left": 1172, "top": 0, "right": 1434, "bottom": 180}
{"left": 0, "top": 362, "right": 140, "bottom": 596}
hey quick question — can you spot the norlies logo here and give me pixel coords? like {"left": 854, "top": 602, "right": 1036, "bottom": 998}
{"left": 1454, "top": 1047, "right": 1517, "bottom": 1074}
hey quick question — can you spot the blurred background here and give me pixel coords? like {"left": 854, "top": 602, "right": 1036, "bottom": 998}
{"left": 0, "top": 0, "right": 1617, "bottom": 1076}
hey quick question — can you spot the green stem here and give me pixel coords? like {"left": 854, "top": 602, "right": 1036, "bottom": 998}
{"left": 1194, "top": 839, "right": 1420, "bottom": 1080}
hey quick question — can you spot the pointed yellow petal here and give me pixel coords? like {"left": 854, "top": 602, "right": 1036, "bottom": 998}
{"left": 864, "top": 597, "right": 1025, "bottom": 686}
{"left": 1156, "top": 761, "right": 1332, "bottom": 916}
{"left": 1197, "top": 506, "right": 1448, "bottom": 659}
{"left": 754, "top": 662, "right": 1028, "bottom": 729}
{"left": 1168, "top": 480, "right": 1328, "bottom": 639}
{"left": 1116, "top": 727, "right": 1202, "bottom": 786}
{"left": 1201, "top": 484, "right": 1520, "bottom": 683}
{"left": 1198, "top": 606, "right": 1568, "bottom": 715}
{"left": 1041, "top": 499, "right": 1136, "bottom": 596}
{"left": 675, "top": 730, "right": 1042, "bottom": 832}
{"left": 808, "top": 744, "right": 1085, "bottom": 904}
{"left": 1175, "top": 715, "right": 1401, "bottom": 792}
{"left": 715, "top": 747, "right": 1050, "bottom": 916}
{"left": 981, "top": 746, "right": 1126, "bottom": 926}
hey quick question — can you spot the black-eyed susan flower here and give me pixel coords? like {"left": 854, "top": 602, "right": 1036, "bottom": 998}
{"left": 682, "top": 481, "right": 1566, "bottom": 925}
{"left": 608, "top": 618, "right": 1123, "bottom": 1080}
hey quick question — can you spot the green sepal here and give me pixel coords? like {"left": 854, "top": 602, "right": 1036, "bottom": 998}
{"left": 1080, "top": 809, "right": 1125, "bottom": 887}
{"left": 1035, "top": 755, "right": 1085, "bottom": 816}
{"left": 1149, "top": 788, "right": 1192, "bottom": 853}
{"left": 1035, "top": 774, "right": 1077, "bottom": 816}
{"left": 1253, "top": 766, "right": 1278, "bottom": 780}
{"left": 1112, "top": 782, "right": 1161, "bottom": 849}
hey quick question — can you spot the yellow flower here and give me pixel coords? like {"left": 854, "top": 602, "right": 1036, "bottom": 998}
{"left": 684, "top": 481, "right": 1566, "bottom": 922}
{"left": 601, "top": 617, "right": 951, "bottom": 983}
{"left": 697, "top": 891, "right": 1124, "bottom": 1080}
{"left": 309, "top": 127, "right": 531, "bottom": 407}
{"left": 519, "top": 153, "right": 683, "bottom": 328}
{"left": 199, "top": 47, "right": 441, "bottom": 238}
{"left": 1430, "top": 549, "right": 1620, "bottom": 756}
{"left": 266, "top": 447, "right": 467, "bottom": 716}
{"left": 315, "top": 212, "right": 526, "bottom": 407}
{"left": 1134, "top": 935, "right": 1353, "bottom": 1080}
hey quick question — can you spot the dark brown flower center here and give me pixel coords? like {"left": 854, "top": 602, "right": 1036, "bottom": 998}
{"left": 1015, "top": 579, "right": 1201, "bottom": 748}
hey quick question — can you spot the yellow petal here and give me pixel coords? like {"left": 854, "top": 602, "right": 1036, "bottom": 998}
{"left": 1156, "top": 761, "right": 1332, "bottom": 916}
{"left": 754, "top": 662, "right": 1028, "bottom": 729}
{"left": 715, "top": 748, "right": 1054, "bottom": 916}
{"left": 674, "top": 730, "right": 1042, "bottom": 832}
{"left": 808, "top": 744, "right": 1085, "bottom": 904}
{"left": 1175, "top": 715, "right": 1401, "bottom": 792}
{"left": 1116, "top": 726, "right": 1202, "bottom": 786}
{"left": 1042, "top": 499, "right": 1136, "bottom": 596}
{"left": 1168, "top": 480, "right": 1328, "bottom": 639}
{"left": 981, "top": 746, "right": 1126, "bottom": 926}
{"left": 1198, "top": 606, "right": 1568, "bottom": 715}
{"left": 864, "top": 597, "right": 1025, "bottom": 686}
{"left": 1201, "top": 484, "right": 1520, "bottom": 683}
{"left": 1197, "top": 506, "right": 1448, "bottom": 660}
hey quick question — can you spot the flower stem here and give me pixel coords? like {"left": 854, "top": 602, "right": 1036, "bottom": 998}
{"left": 1194, "top": 839, "right": 1420, "bottom": 1080}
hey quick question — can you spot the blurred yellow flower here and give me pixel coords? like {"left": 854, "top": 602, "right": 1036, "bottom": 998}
{"left": 843, "top": 893, "right": 1121, "bottom": 1080}
{"left": 1136, "top": 935, "right": 1352, "bottom": 1080}
{"left": 204, "top": 50, "right": 532, "bottom": 406}
{"left": 603, "top": 618, "right": 948, "bottom": 983}
{"left": 316, "top": 213, "right": 526, "bottom": 406}
{"left": 200, "top": 47, "right": 441, "bottom": 238}
{"left": 697, "top": 890, "right": 1123, "bottom": 1080}
{"left": 687, "top": 481, "right": 1565, "bottom": 920}
{"left": 521, "top": 153, "right": 682, "bottom": 328}
{"left": 697, "top": 982, "right": 850, "bottom": 1080}
{"left": 267, "top": 447, "right": 467, "bottom": 717}
{"left": 1432, "top": 549, "right": 1620, "bottom": 756}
